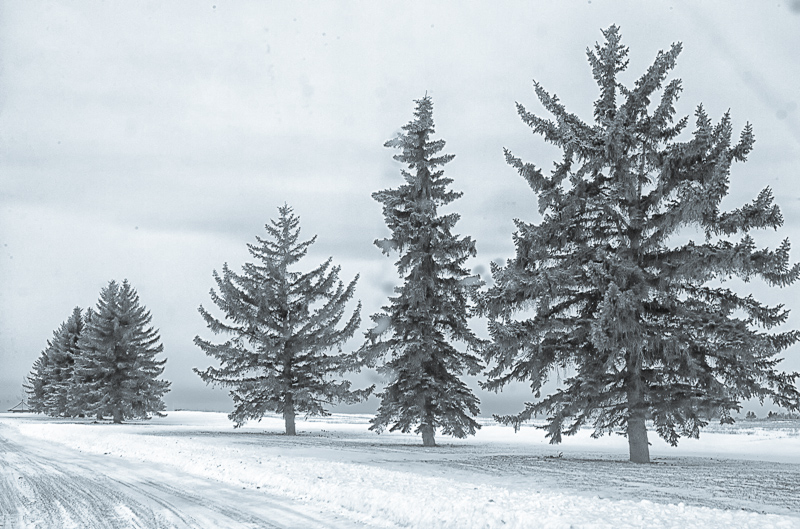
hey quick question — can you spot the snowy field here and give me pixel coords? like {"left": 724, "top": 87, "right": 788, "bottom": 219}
{"left": 1, "top": 411, "right": 799, "bottom": 529}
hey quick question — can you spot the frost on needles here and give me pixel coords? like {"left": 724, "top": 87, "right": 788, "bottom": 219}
{"left": 359, "top": 95, "right": 484, "bottom": 447}
{"left": 194, "top": 205, "right": 372, "bottom": 435}
{"left": 478, "top": 25, "right": 800, "bottom": 463}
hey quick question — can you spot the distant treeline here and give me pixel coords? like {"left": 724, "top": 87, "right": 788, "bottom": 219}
{"left": 744, "top": 411, "right": 800, "bottom": 420}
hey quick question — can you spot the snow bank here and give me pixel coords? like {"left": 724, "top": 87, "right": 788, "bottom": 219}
{"left": 5, "top": 412, "right": 799, "bottom": 529}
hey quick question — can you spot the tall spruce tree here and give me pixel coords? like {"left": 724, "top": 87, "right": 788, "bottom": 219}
{"left": 25, "top": 307, "right": 84, "bottom": 417}
{"left": 67, "top": 307, "right": 97, "bottom": 417}
{"left": 479, "top": 26, "right": 800, "bottom": 463}
{"left": 45, "top": 307, "right": 83, "bottom": 416}
{"left": 26, "top": 350, "right": 51, "bottom": 414}
{"left": 360, "top": 95, "right": 483, "bottom": 447}
{"left": 195, "top": 205, "right": 370, "bottom": 435}
{"left": 76, "top": 280, "right": 170, "bottom": 423}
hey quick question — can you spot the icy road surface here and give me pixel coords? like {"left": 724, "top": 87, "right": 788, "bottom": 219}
{"left": 0, "top": 422, "right": 373, "bottom": 528}
{"left": 2, "top": 412, "right": 799, "bottom": 529}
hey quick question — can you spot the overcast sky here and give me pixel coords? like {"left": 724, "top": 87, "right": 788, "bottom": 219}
{"left": 2, "top": 1, "right": 800, "bottom": 418}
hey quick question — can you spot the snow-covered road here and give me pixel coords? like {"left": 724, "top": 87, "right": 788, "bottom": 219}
{"left": 0, "top": 422, "right": 372, "bottom": 528}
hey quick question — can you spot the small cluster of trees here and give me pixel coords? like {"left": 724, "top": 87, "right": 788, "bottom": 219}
{"left": 26, "top": 280, "right": 170, "bottom": 423}
{"left": 194, "top": 26, "right": 800, "bottom": 463}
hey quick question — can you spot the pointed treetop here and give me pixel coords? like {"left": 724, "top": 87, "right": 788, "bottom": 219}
{"left": 250, "top": 204, "right": 316, "bottom": 270}
{"left": 407, "top": 94, "right": 434, "bottom": 133}
{"left": 384, "top": 94, "right": 453, "bottom": 173}
{"left": 586, "top": 24, "right": 629, "bottom": 123}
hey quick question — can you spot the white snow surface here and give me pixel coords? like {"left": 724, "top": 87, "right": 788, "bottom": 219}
{"left": 3, "top": 411, "right": 799, "bottom": 529}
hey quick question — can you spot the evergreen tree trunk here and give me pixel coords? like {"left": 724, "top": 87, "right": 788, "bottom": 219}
{"left": 627, "top": 412, "right": 649, "bottom": 464}
{"left": 284, "top": 394, "right": 296, "bottom": 436}
{"left": 626, "top": 351, "right": 650, "bottom": 463}
{"left": 626, "top": 212, "right": 649, "bottom": 463}
{"left": 112, "top": 407, "right": 123, "bottom": 424}
{"left": 421, "top": 423, "right": 436, "bottom": 447}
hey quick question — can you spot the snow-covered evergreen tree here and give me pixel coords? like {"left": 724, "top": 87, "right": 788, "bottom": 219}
{"left": 44, "top": 307, "right": 83, "bottom": 416}
{"left": 479, "top": 26, "right": 800, "bottom": 463}
{"left": 25, "top": 350, "right": 51, "bottom": 414}
{"left": 67, "top": 307, "right": 97, "bottom": 416}
{"left": 25, "top": 307, "right": 83, "bottom": 416}
{"left": 195, "top": 205, "right": 370, "bottom": 435}
{"left": 360, "top": 95, "right": 483, "bottom": 447}
{"left": 76, "top": 280, "right": 170, "bottom": 422}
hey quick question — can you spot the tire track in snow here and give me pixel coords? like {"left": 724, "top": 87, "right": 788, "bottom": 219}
{"left": 0, "top": 423, "right": 374, "bottom": 528}
{"left": 0, "top": 430, "right": 174, "bottom": 528}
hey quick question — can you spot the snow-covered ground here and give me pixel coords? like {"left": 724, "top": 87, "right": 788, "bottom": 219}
{"left": 2, "top": 411, "right": 798, "bottom": 529}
